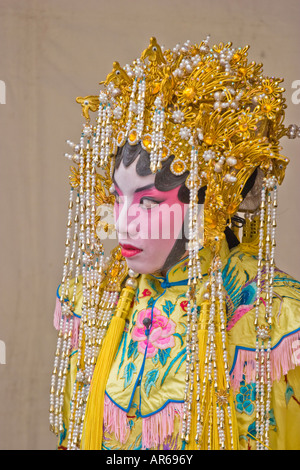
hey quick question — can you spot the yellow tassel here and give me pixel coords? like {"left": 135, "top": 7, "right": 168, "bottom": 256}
{"left": 81, "top": 285, "right": 136, "bottom": 450}
{"left": 214, "top": 330, "right": 239, "bottom": 450}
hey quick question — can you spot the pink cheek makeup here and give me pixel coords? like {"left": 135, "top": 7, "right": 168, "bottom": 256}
{"left": 113, "top": 185, "right": 186, "bottom": 259}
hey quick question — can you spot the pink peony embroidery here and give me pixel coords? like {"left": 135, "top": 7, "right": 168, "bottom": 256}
{"left": 227, "top": 297, "right": 266, "bottom": 331}
{"left": 132, "top": 307, "right": 176, "bottom": 358}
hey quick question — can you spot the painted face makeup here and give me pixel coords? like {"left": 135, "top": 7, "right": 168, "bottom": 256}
{"left": 112, "top": 158, "right": 190, "bottom": 275}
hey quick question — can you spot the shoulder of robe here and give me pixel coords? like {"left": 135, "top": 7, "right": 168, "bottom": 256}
{"left": 222, "top": 246, "right": 300, "bottom": 389}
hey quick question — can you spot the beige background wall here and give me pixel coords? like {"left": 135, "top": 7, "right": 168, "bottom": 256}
{"left": 0, "top": 0, "right": 299, "bottom": 450}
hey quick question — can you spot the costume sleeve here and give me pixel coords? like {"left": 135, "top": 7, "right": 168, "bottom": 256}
{"left": 225, "top": 250, "right": 300, "bottom": 450}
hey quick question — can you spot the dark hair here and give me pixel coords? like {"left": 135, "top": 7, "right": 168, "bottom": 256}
{"left": 115, "top": 141, "right": 206, "bottom": 203}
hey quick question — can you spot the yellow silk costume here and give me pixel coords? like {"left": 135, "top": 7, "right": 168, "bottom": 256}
{"left": 55, "top": 240, "right": 300, "bottom": 451}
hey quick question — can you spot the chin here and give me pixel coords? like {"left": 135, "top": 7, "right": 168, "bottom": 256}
{"left": 125, "top": 256, "right": 162, "bottom": 275}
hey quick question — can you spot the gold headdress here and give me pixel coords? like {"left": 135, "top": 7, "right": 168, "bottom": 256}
{"left": 50, "top": 36, "right": 298, "bottom": 450}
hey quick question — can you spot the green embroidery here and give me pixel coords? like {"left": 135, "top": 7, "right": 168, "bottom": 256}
{"left": 235, "top": 380, "right": 256, "bottom": 415}
{"left": 285, "top": 381, "right": 295, "bottom": 406}
{"left": 122, "top": 362, "right": 137, "bottom": 389}
{"left": 158, "top": 347, "right": 171, "bottom": 366}
{"left": 127, "top": 339, "right": 139, "bottom": 360}
{"left": 161, "top": 348, "right": 186, "bottom": 386}
{"left": 162, "top": 299, "right": 175, "bottom": 317}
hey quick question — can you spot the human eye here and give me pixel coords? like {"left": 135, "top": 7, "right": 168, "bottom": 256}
{"left": 139, "top": 197, "right": 162, "bottom": 210}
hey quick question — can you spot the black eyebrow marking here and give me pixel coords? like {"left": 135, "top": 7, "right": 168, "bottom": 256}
{"left": 134, "top": 183, "right": 155, "bottom": 193}
{"left": 112, "top": 175, "right": 155, "bottom": 194}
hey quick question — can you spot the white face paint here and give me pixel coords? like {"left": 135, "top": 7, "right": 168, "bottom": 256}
{"left": 112, "top": 158, "right": 191, "bottom": 275}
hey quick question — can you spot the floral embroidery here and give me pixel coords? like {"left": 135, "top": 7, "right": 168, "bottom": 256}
{"left": 121, "top": 362, "right": 137, "bottom": 388}
{"left": 240, "top": 282, "right": 257, "bottom": 305}
{"left": 227, "top": 282, "right": 258, "bottom": 330}
{"left": 132, "top": 307, "right": 176, "bottom": 358}
{"left": 235, "top": 380, "right": 256, "bottom": 415}
{"left": 140, "top": 288, "right": 152, "bottom": 298}
{"left": 241, "top": 409, "right": 277, "bottom": 444}
{"left": 162, "top": 299, "right": 175, "bottom": 317}
{"left": 144, "top": 369, "right": 160, "bottom": 397}
{"left": 284, "top": 375, "right": 300, "bottom": 407}
{"left": 180, "top": 300, "right": 188, "bottom": 312}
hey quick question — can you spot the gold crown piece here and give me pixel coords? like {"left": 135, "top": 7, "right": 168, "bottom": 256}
{"left": 74, "top": 37, "right": 290, "bottom": 248}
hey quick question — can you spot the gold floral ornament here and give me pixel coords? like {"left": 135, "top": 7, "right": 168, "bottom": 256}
{"left": 101, "top": 61, "right": 133, "bottom": 88}
{"left": 140, "top": 37, "right": 166, "bottom": 65}
{"left": 260, "top": 77, "right": 285, "bottom": 98}
{"left": 96, "top": 204, "right": 116, "bottom": 241}
{"left": 100, "top": 245, "right": 128, "bottom": 292}
{"left": 258, "top": 95, "right": 283, "bottom": 120}
{"left": 94, "top": 173, "right": 114, "bottom": 206}
{"left": 76, "top": 95, "right": 100, "bottom": 121}
{"left": 69, "top": 165, "right": 80, "bottom": 189}
{"left": 236, "top": 107, "right": 261, "bottom": 140}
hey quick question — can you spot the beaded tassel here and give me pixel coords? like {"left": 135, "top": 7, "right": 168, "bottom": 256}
{"left": 136, "top": 76, "right": 146, "bottom": 139}
{"left": 193, "top": 257, "right": 237, "bottom": 450}
{"left": 94, "top": 92, "right": 106, "bottom": 165}
{"left": 181, "top": 144, "right": 202, "bottom": 445}
{"left": 183, "top": 143, "right": 238, "bottom": 449}
{"left": 125, "top": 77, "right": 138, "bottom": 138}
{"left": 49, "top": 185, "right": 77, "bottom": 435}
{"left": 65, "top": 125, "right": 122, "bottom": 449}
{"left": 150, "top": 96, "right": 165, "bottom": 172}
{"left": 215, "top": 265, "right": 235, "bottom": 449}
{"left": 255, "top": 176, "right": 277, "bottom": 450}
{"left": 50, "top": 118, "right": 123, "bottom": 449}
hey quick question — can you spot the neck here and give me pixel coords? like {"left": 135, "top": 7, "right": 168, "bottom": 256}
{"left": 158, "top": 250, "right": 189, "bottom": 278}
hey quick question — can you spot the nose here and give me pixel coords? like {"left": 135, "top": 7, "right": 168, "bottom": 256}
{"left": 114, "top": 197, "right": 141, "bottom": 240}
{"left": 114, "top": 196, "right": 127, "bottom": 239}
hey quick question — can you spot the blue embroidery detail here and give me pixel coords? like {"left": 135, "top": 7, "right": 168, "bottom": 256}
{"left": 158, "top": 348, "right": 171, "bottom": 366}
{"left": 162, "top": 299, "right": 175, "bottom": 317}
{"left": 161, "top": 348, "right": 186, "bottom": 386}
{"left": 117, "top": 325, "right": 129, "bottom": 376}
{"left": 105, "top": 391, "right": 184, "bottom": 418}
{"left": 144, "top": 369, "right": 160, "bottom": 397}
{"left": 122, "top": 362, "right": 137, "bottom": 389}
{"left": 235, "top": 381, "right": 256, "bottom": 415}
